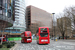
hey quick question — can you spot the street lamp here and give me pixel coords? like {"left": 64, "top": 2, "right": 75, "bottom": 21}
{"left": 52, "top": 13, "right": 55, "bottom": 41}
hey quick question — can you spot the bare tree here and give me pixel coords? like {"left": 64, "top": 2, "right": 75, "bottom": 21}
{"left": 56, "top": 6, "right": 75, "bottom": 39}
{"left": 57, "top": 17, "right": 65, "bottom": 39}
{"left": 63, "top": 6, "right": 75, "bottom": 30}
{"left": 57, "top": 16, "right": 71, "bottom": 38}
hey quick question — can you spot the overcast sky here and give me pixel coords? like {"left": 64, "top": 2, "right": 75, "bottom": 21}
{"left": 26, "top": 0, "right": 75, "bottom": 14}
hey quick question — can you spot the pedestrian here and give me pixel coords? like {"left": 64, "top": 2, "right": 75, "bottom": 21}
{"left": 59, "top": 37, "right": 60, "bottom": 39}
{"left": 6, "top": 34, "right": 8, "bottom": 41}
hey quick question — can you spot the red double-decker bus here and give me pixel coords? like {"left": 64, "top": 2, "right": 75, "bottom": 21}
{"left": 36, "top": 27, "right": 50, "bottom": 44}
{"left": 21, "top": 31, "right": 32, "bottom": 43}
{"left": 0, "top": 34, "right": 6, "bottom": 42}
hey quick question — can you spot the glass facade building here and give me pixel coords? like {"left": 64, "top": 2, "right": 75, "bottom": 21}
{"left": 0, "top": 0, "right": 14, "bottom": 24}
{"left": 0, "top": 0, "right": 15, "bottom": 34}
{"left": 13, "top": 0, "right": 26, "bottom": 32}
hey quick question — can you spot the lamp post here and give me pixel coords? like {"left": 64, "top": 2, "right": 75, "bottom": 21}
{"left": 52, "top": 13, "right": 55, "bottom": 41}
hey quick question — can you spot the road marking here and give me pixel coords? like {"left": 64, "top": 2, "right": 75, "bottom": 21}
{"left": 62, "top": 42, "right": 75, "bottom": 45}
{"left": 55, "top": 45, "right": 75, "bottom": 49}
{"left": 56, "top": 41, "right": 75, "bottom": 45}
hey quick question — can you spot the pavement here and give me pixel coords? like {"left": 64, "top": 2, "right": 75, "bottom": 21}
{"left": 10, "top": 43, "right": 19, "bottom": 50}
{"left": 56, "top": 39, "right": 75, "bottom": 42}
{"left": 10, "top": 39, "right": 75, "bottom": 50}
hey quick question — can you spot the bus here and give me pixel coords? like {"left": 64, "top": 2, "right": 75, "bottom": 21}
{"left": 0, "top": 34, "right": 7, "bottom": 42}
{"left": 21, "top": 31, "right": 32, "bottom": 43}
{"left": 36, "top": 27, "right": 50, "bottom": 44}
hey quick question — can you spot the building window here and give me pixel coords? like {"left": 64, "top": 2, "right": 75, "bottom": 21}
{"left": 27, "top": 8, "right": 30, "bottom": 10}
{"left": 0, "top": 0, "right": 3, "bottom": 10}
{"left": 15, "top": 5, "right": 19, "bottom": 7}
{"left": 15, "top": 14, "right": 19, "bottom": 16}
{"left": 15, "top": 11, "right": 19, "bottom": 13}
{"left": 15, "top": 17, "right": 19, "bottom": 19}
{"left": 15, "top": 8, "right": 19, "bottom": 10}
{"left": 15, "top": 3, "right": 20, "bottom": 5}
{"left": 73, "top": 35, "right": 75, "bottom": 37}
{"left": 8, "top": 12, "right": 11, "bottom": 18}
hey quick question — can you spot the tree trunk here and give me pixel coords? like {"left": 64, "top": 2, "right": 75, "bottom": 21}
{"left": 62, "top": 33, "right": 64, "bottom": 39}
{"left": 0, "top": 22, "right": 7, "bottom": 44}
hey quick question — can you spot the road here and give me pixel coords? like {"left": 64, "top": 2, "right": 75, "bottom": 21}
{"left": 13, "top": 40, "right": 75, "bottom": 50}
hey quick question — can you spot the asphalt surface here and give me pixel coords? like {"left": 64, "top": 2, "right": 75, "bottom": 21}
{"left": 12, "top": 40, "right": 75, "bottom": 50}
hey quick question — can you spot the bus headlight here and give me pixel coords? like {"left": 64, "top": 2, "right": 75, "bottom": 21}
{"left": 44, "top": 40, "right": 48, "bottom": 41}
{"left": 27, "top": 39, "right": 31, "bottom": 41}
{"left": 41, "top": 40, "right": 48, "bottom": 42}
{"left": 41, "top": 40, "right": 44, "bottom": 42}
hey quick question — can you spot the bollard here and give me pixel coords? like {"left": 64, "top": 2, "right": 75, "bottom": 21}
{"left": 56, "top": 39, "right": 57, "bottom": 41}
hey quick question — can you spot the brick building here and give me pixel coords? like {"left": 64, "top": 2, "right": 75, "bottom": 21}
{"left": 26, "top": 5, "right": 53, "bottom": 34}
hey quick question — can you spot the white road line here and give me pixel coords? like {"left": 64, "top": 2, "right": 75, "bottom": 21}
{"left": 62, "top": 42, "right": 75, "bottom": 45}
{"left": 57, "top": 41, "right": 75, "bottom": 45}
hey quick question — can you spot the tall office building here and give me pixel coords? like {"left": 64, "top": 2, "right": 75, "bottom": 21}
{"left": 13, "top": 0, "right": 26, "bottom": 32}
{"left": 26, "top": 5, "right": 53, "bottom": 34}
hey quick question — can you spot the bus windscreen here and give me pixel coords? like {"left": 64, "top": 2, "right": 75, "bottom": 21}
{"left": 26, "top": 32, "right": 30, "bottom": 36}
{"left": 41, "top": 28, "right": 47, "bottom": 31}
{"left": 40, "top": 33, "right": 48, "bottom": 37}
